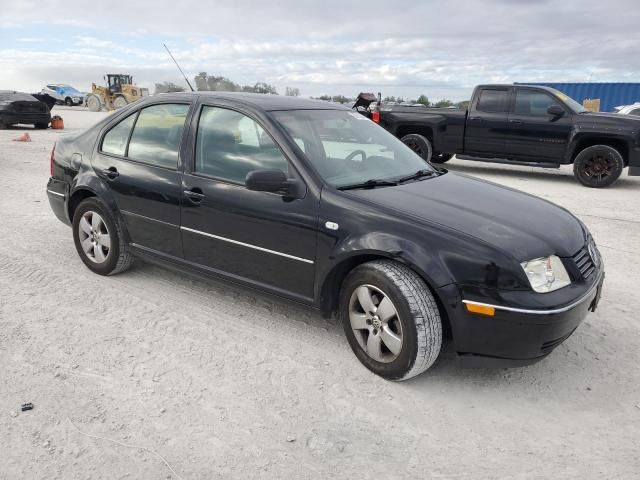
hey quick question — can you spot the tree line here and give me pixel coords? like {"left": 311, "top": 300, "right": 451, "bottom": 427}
{"left": 154, "top": 75, "right": 469, "bottom": 108}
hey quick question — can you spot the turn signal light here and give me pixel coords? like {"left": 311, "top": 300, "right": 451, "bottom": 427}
{"left": 465, "top": 303, "right": 495, "bottom": 316}
{"left": 372, "top": 111, "right": 380, "bottom": 123}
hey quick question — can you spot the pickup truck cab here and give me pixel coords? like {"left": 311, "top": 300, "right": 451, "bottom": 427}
{"left": 365, "top": 85, "right": 640, "bottom": 187}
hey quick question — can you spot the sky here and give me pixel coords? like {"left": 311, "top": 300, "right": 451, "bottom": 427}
{"left": 1, "top": 0, "right": 639, "bottom": 101}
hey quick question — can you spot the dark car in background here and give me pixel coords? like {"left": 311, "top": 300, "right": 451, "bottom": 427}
{"left": 359, "top": 84, "right": 640, "bottom": 188}
{"left": 46, "top": 92, "right": 604, "bottom": 380}
{"left": 0, "top": 90, "right": 51, "bottom": 129}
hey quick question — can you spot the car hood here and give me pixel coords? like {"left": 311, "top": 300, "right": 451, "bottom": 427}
{"left": 576, "top": 111, "right": 640, "bottom": 125}
{"left": 348, "top": 172, "right": 585, "bottom": 261}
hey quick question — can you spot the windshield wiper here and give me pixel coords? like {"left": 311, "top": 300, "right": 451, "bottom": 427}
{"left": 337, "top": 179, "right": 399, "bottom": 191}
{"left": 396, "top": 169, "right": 438, "bottom": 183}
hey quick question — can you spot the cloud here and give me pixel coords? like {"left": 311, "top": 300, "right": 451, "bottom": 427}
{"left": 1, "top": 0, "right": 638, "bottom": 99}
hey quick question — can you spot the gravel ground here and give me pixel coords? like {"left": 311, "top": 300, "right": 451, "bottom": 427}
{"left": 1, "top": 107, "right": 639, "bottom": 479}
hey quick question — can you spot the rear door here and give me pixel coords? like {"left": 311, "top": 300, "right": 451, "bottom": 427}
{"left": 180, "top": 102, "right": 318, "bottom": 301}
{"left": 92, "top": 102, "right": 191, "bottom": 257}
{"left": 505, "top": 88, "right": 573, "bottom": 161}
{"left": 464, "top": 87, "right": 511, "bottom": 156}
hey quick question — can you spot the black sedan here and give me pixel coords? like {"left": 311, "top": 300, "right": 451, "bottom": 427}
{"left": 0, "top": 90, "right": 51, "bottom": 129}
{"left": 46, "top": 92, "right": 605, "bottom": 380}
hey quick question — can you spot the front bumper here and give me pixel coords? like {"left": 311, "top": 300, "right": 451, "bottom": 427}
{"left": 437, "top": 272, "right": 604, "bottom": 367}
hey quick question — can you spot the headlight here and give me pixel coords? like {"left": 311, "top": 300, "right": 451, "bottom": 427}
{"left": 521, "top": 255, "right": 571, "bottom": 293}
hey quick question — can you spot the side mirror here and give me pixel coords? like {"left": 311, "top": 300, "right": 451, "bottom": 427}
{"left": 547, "top": 104, "right": 565, "bottom": 117}
{"left": 245, "top": 169, "right": 303, "bottom": 198}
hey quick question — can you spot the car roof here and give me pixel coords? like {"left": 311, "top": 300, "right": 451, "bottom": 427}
{"left": 477, "top": 84, "right": 561, "bottom": 94}
{"left": 166, "top": 91, "right": 350, "bottom": 111}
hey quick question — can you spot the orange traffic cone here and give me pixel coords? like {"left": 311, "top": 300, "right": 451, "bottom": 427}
{"left": 13, "top": 133, "right": 32, "bottom": 142}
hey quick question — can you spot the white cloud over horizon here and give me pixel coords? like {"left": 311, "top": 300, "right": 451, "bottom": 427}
{"left": 1, "top": 0, "right": 639, "bottom": 100}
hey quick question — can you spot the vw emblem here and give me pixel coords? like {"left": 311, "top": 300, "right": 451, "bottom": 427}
{"left": 588, "top": 240, "right": 600, "bottom": 268}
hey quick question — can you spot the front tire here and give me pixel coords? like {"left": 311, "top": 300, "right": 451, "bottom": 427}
{"left": 86, "top": 94, "right": 102, "bottom": 112}
{"left": 573, "top": 145, "right": 624, "bottom": 188}
{"left": 72, "top": 198, "right": 133, "bottom": 276}
{"left": 401, "top": 134, "right": 433, "bottom": 163}
{"left": 65, "top": 97, "right": 73, "bottom": 106}
{"left": 340, "top": 260, "right": 442, "bottom": 381}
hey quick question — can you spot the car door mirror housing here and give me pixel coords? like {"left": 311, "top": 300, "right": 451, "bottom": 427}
{"left": 547, "top": 104, "right": 565, "bottom": 117}
{"left": 245, "top": 169, "right": 303, "bottom": 198}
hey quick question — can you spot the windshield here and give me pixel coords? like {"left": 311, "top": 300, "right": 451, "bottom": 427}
{"left": 551, "top": 88, "right": 587, "bottom": 113}
{"left": 272, "top": 109, "right": 435, "bottom": 188}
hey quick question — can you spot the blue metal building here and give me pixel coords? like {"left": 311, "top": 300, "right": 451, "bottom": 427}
{"left": 515, "top": 82, "right": 640, "bottom": 112}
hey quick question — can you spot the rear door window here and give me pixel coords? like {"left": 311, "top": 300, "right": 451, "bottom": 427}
{"left": 127, "top": 104, "right": 190, "bottom": 169}
{"left": 476, "top": 89, "right": 509, "bottom": 113}
{"left": 101, "top": 114, "right": 136, "bottom": 157}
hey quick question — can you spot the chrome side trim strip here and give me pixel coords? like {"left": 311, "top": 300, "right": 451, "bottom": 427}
{"left": 180, "top": 226, "right": 314, "bottom": 264}
{"left": 47, "top": 189, "right": 65, "bottom": 198}
{"left": 462, "top": 274, "right": 602, "bottom": 315}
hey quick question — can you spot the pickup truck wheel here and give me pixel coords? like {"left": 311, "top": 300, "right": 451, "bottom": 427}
{"left": 401, "top": 134, "right": 433, "bottom": 163}
{"left": 65, "top": 97, "right": 73, "bottom": 106}
{"left": 573, "top": 145, "right": 624, "bottom": 188}
{"left": 431, "top": 153, "right": 453, "bottom": 164}
{"left": 72, "top": 198, "right": 133, "bottom": 276}
{"left": 340, "top": 260, "right": 442, "bottom": 381}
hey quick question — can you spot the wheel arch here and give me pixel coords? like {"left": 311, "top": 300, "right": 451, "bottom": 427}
{"left": 318, "top": 251, "right": 453, "bottom": 338}
{"left": 570, "top": 135, "right": 630, "bottom": 166}
{"left": 396, "top": 124, "right": 434, "bottom": 143}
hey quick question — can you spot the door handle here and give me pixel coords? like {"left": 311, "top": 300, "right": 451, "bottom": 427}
{"left": 509, "top": 119, "right": 524, "bottom": 125}
{"left": 183, "top": 189, "right": 205, "bottom": 204}
{"left": 468, "top": 117, "right": 483, "bottom": 122}
{"left": 101, "top": 167, "right": 119, "bottom": 179}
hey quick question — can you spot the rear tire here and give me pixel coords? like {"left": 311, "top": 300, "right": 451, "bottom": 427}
{"left": 573, "top": 145, "right": 624, "bottom": 188}
{"left": 431, "top": 153, "right": 453, "bottom": 164}
{"left": 401, "top": 134, "right": 433, "bottom": 163}
{"left": 72, "top": 198, "right": 133, "bottom": 276}
{"left": 340, "top": 260, "right": 442, "bottom": 381}
{"left": 35, "top": 122, "right": 48, "bottom": 129}
{"left": 87, "top": 94, "right": 102, "bottom": 112}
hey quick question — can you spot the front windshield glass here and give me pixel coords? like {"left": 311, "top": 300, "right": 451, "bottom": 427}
{"left": 272, "top": 109, "right": 435, "bottom": 188}
{"left": 551, "top": 88, "right": 587, "bottom": 113}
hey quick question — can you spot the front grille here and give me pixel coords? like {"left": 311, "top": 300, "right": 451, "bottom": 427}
{"left": 572, "top": 237, "right": 601, "bottom": 280}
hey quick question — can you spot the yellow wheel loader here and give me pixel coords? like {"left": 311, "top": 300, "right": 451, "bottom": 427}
{"left": 86, "top": 74, "right": 150, "bottom": 112}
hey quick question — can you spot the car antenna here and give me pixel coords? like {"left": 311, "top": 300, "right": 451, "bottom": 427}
{"left": 163, "top": 43, "right": 194, "bottom": 92}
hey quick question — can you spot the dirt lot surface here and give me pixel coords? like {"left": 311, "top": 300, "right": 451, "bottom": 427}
{"left": 2, "top": 106, "right": 639, "bottom": 479}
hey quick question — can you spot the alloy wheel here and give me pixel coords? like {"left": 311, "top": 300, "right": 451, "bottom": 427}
{"left": 78, "top": 211, "right": 111, "bottom": 263}
{"left": 349, "top": 284, "right": 403, "bottom": 363}
{"left": 584, "top": 155, "right": 613, "bottom": 182}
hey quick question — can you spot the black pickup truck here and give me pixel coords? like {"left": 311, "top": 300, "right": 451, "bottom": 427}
{"left": 357, "top": 85, "right": 640, "bottom": 187}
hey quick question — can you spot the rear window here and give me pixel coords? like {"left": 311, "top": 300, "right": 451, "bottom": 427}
{"left": 476, "top": 89, "right": 509, "bottom": 113}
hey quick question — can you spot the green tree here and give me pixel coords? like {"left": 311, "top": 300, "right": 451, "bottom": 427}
{"left": 456, "top": 100, "right": 470, "bottom": 109}
{"left": 416, "top": 94, "right": 429, "bottom": 106}
{"left": 253, "top": 82, "right": 278, "bottom": 94}
{"left": 285, "top": 87, "right": 300, "bottom": 97}
{"left": 194, "top": 72, "right": 209, "bottom": 91}
{"left": 434, "top": 99, "right": 454, "bottom": 108}
{"left": 154, "top": 82, "right": 185, "bottom": 94}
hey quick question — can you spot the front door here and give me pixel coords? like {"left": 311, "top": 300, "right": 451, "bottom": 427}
{"left": 92, "top": 102, "right": 191, "bottom": 257}
{"left": 180, "top": 104, "right": 318, "bottom": 302}
{"left": 505, "top": 88, "right": 573, "bottom": 161}
{"left": 465, "top": 87, "right": 511, "bottom": 156}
